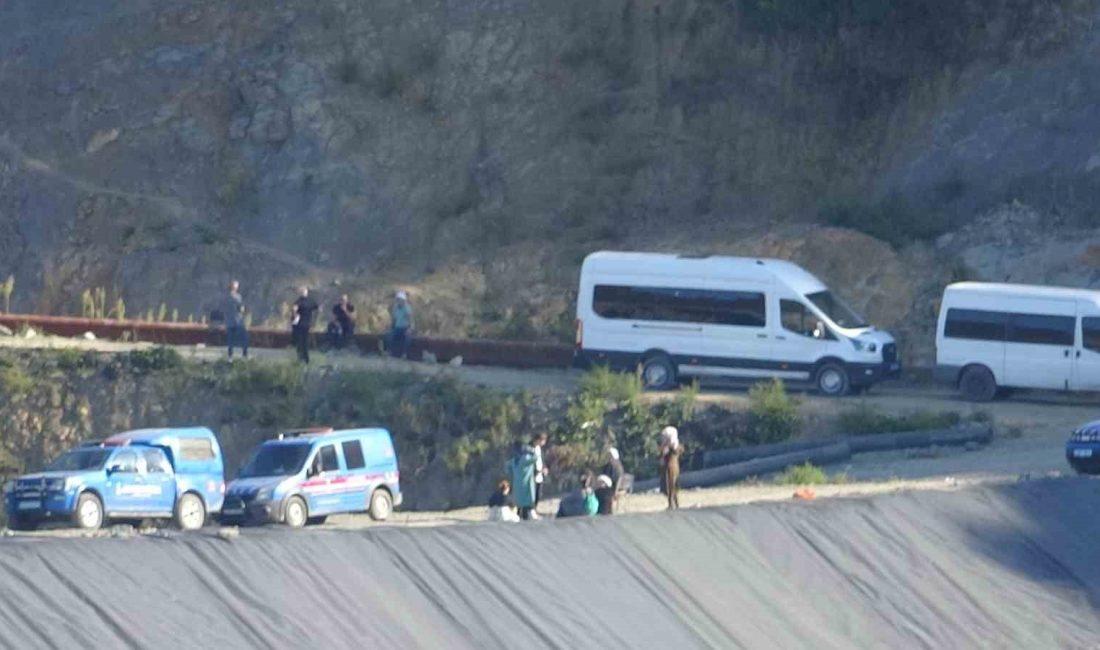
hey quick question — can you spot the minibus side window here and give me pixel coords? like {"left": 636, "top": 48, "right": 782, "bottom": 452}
{"left": 1006, "top": 313, "right": 1074, "bottom": 346}
{"left": 944, "top": 309, "right": 1007, "bottom": 341}
{"left": 1082, "top": 317, "right": 1100, "bottom": 353}
{"left": 592, "top": 285, "right": 764, "bottom": 327}
{"left": 781, "top": 300, "right": 815, "bottom": 338}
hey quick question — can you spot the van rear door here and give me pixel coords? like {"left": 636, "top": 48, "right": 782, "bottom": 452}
{"left": 1003, "top": 299, "right": 1076, "bottom": 390}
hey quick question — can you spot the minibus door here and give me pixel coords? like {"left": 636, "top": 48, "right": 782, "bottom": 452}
{"left": 773, "top": 297, "right": 831, "bottom": 382}
{"left": 1002, "top": 302, "right": 1076, "bottom": 390}
{"left": 1072, "top": 308, "right": 1100, "bottom": 390}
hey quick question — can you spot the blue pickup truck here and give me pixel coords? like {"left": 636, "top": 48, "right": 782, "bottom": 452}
{"left": 4, "top": 427, "right": 225, "bottom": 531}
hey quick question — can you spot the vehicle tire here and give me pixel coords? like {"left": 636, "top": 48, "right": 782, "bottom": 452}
{"left": 306, "top": 516, "right": 327, "bottom": 526}
{"left": 640, "top": 355, "right": 676, "bottom": 391}
{"left": 959, "top": 365, "right": 997, "bottom": 402}
{"left": 283, "top": 496, "right": 308, "bottom": 528}
{"left": 815, "top": 362, "right": 850, "bottom": 397}
{"left": 174, "top": 493, "right": 206, "bottom": 531}
{"left": 73, "top": 492, "right": 104, "bottom": 530}
{"left": 368, "top": 489, "right": 393, "bottom": 521}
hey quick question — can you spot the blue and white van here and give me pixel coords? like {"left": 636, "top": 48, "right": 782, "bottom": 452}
{"left": 222, "top": 427, "right": 401, "bottom": 527}
{"left": 4, "top": 427, "right": 225, "bottom": 531}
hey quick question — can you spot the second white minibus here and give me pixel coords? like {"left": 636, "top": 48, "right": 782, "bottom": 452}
{"left": 936, "top": 282, "right": 1100, "bottom": 400}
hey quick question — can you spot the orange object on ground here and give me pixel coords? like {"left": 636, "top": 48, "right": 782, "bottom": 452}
{"left": 793, "top": 488, "right": 817, "bottom": 500}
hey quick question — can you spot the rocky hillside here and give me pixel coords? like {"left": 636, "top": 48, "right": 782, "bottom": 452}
{"left": 1, "top": 0, "right": 1098, "bottom": 365}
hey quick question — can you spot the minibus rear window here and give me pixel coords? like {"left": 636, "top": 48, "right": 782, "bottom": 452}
{"left": 592, "top": 285, "right": 765, "bottom": 327}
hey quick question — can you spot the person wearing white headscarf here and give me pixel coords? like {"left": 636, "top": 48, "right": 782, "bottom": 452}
{"left": 659, "top": 426, "right": 682, "bottom": 510}
{"left": 602, "top": 447, "right": 625, "bottom": 492}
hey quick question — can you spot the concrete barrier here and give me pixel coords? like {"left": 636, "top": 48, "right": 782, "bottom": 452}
{"left": 646, "top": 425, "right": 995, "bottom": 491}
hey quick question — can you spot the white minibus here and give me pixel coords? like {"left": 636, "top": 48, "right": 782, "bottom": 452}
{"left": 935, "top": 282, "right": 1100, "bottom": 400}
{"left": 574, "top": 252, "right": 900, "bottom": 395}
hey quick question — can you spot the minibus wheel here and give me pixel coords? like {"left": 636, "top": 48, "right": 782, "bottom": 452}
{"left": 959, "top": 365, "right": 996, "bottom": 402}
{"left": 640, "top": 355, "right": 676, "bottom": 390}
{"left": 815, "top": 363, "right": 850, "bottom": 397}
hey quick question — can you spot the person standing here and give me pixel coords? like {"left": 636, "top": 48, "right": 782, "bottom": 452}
{"left": 601, "top": 447, "right": 625, "bottom": 513}
{"left": 505, "top": 443, "right": 538, "bottom": 520}
{"left": 291, "top": 286, "right": 319, "bottom": 364}
{"left": 659, "top": 426, "right": 682, "bottom": 510}
{"left": 225, "top": 280, "right": 248, "bottom": 359}
{"left": 594, "top": 475, "right": 615, "bottom": 515}
{"left": 389, "top": 291, "right": 413, "bottom": 359}
{"left": 531, "top": 433, "right": 549, "bottom": 519}
{"left": 332, "top": 294, "right": 356, "bottom": 349}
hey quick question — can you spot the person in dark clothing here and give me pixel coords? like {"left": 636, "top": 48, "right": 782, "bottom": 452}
{"left": 291, "top": 286, "right": 319, "bottom": 364}
{"left": 594, "top": 474, "right": 615, "bottom": 515}
{"left": 487, "top": 480, "right": 519, "bottom": 522}
{"left": 323, "top": 319, "right": 342, "bottom": 350}
{"left": 225, "top": 280, "right": 249, "bottom": 359}
{"left": 659, "top": 426, "right": 682, "bottom": 510}
{"left": 557, "top": 472, "right": 598, "bottom": 518}
{"left": 332, "top": 294, "right": 356, "bottom": 349}
{"left": 602, "top": 447, "right": 625, "bottom": 492}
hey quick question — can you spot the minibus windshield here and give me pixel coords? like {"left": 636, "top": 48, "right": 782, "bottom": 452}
{"left": 806, "top": 290, "right": 868, "bottom": 329}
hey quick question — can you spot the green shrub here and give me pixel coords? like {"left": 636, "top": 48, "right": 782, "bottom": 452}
{"left": 127, "top": 347, "right": 183, "bottom": 374}
{"left": 837, "top": 403, "right": 960, "bottom": 434}
{"left": 818, "top": 197, "right": 951, "bottom": 248}
{"left": 0, "top": 365, "right": 33, "bottom": 395}
{"left": 55, "top": 349, "right": 96, "bottom": 371}
{"left": 220, "top": 360, "right": 304, "bottom": 396}
{"left": 774, "top": 462, "right": 847, "bottom": 486}
{"left": 748, "top": 379, "right": 800, "bottom": 443}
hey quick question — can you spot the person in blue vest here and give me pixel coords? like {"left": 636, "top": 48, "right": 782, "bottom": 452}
{"left": 505, "top": 442, "right": 538, "bottom": 520}
{"left": 389, "top": 291, "right": 414, "bottom": 359}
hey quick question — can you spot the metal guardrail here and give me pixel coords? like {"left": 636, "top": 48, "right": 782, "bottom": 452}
{"left": 0, "top": 313, "right": 575, "bottom": 369}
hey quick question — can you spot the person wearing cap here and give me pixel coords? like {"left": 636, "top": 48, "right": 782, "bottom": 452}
{"left": 659, "top": 426, "right": 682, "bottom": 510}
{"left": 389, "top": 291, "right": 414, "bottom": 359}
{"left": 594, "top": 474, "right": 615, "bottom": 515}
{"left": 291, "top": 286, "right": 319, "bottom": 364}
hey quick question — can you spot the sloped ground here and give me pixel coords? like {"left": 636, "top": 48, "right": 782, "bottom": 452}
{"left": 2, "top": 478, "right": 1099, "bottom": 648}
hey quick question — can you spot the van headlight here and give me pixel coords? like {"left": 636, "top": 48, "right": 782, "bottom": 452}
{"left": 46, "top": 478, "right": 65, "bottom": 491}
{"left": 255, "top": 487, "right": 273, "bottom": 502}
{"left": 64, "top": 477, "right": 83, "bottom": 490}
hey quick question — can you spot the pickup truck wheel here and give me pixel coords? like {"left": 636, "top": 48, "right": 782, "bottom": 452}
{"left": 284, "top": 496, "right": 308, "bottom": 528}
{"left": 369, "top": 489, "right": 393, "bottom": 521}
{"left": 73, "top": 492, "right": 104, "bottom": 530}
{"left": 174, "top": 493, "right": 206, "bottom": 531}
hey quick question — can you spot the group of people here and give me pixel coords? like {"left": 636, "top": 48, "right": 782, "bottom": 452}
{"left": 222, "top": 281, "right": 415, "bottom": 364}
{"left": 490, "top": 428, "right": 682, "bottom": 522}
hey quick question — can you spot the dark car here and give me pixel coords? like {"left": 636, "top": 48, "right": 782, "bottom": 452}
{"left": 1066, "top": 419, "right": 1100, "bottom": 474}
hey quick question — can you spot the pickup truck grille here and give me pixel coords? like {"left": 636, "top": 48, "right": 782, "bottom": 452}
{"left": 883, "top": 343, "right": 897, "bottom": 363}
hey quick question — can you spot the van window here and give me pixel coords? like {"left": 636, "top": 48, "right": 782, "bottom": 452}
{"left": 781, "top": 300, "right": 815, "bottom": 337}
{"left": 806, "top": 291, "right": 868, "bottom": 329}
{"left": 592, "top": 285, "right": 765, "bottom": 327}
{"left": 143, "top": 449, "right": 171, "bottom": 474}
{"left": 318, "top": 445, "right": 339, "bottom": 472}
{"left": 112, "top": 450, "right": 139, "bottom": 473}
{"left": 1006, "top": 313, "right": 1075, "bottom": 346}
{"left": 1083, "top": 317, "right": 1100, "bottom": 353}
{"left": 179, "top": 438, "right": 215, "bottom": 461}
{"left": 342, "top": 440, "right": 366, "bottom": 470}
{"left": 944, "top": 309, "right": 1007, "bottom": 341}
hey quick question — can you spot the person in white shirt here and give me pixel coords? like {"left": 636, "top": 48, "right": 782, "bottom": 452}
{"left": 531, "top": 433, "right": 548, "bottom": 519}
